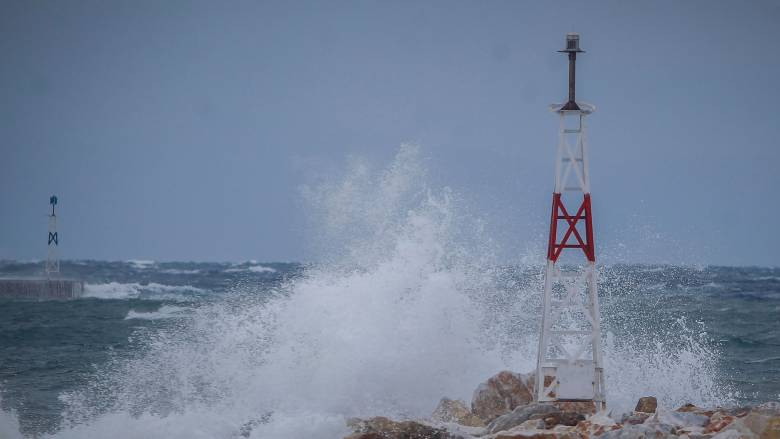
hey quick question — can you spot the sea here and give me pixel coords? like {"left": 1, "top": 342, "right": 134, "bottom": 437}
{"left": 0, "top": 147, "right": 778, "bottom": 438}
{"left": 0, "top": 260, "right": 778, "bottom": 438}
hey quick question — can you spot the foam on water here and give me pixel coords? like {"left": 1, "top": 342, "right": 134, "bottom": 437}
{"left": 223, "top": 265, "right": 277, "bottom": 274}
{"left": 35, "top": 145, "right": 732, "bottom": 438}
{"left": 159, "top": 269, "right": 202, "bottom": 275}
{"left": 124, "top": 305, "right": 190, "bottom": 321}
{"left": 126, "top": 260, "right": 156, "bottom": 270}
{"left": 84, "top": 282, "right": 206, "bottom": 300}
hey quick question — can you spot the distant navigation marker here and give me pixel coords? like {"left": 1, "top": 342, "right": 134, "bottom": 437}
{"left": 45, "top": 195, "right": 60, "bottom": 277}
{"left": 535, "top": 33, "right": 606, "bottom": 411}
{"left": 0, "top": 195, "right": 83, "bottom": 299}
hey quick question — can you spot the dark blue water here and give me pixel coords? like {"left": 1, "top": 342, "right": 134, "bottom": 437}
{"left": 0, "top": 260, "right": 299, "bottom": 436}
{"left": 0, "top": 260, "right": 778, "bottom": 437}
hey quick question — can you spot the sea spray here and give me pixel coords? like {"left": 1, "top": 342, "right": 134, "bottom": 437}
{"left": 47, "top": 145, "right": 733, "bottom": 438}
{"left": 0, "top": 396, "right": 24, "bottom": 439}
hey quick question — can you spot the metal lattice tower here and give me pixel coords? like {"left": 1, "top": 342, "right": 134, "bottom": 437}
{"left": 535, "top": 33, "right": 606, "bottom": 410}
{"left": 45, "top": 195, "right": 60, "bottom": 277}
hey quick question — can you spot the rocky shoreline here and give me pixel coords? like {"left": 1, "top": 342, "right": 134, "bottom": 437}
{"left": 343, "top": 371, "right": 780, "bottom": 439}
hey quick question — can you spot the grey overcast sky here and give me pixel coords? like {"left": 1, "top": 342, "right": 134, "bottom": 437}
{"left": 1, "top": 1, "right": 778, "bottom": 266}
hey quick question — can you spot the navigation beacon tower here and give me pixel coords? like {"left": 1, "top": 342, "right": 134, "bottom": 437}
{"left": 535, "top": 33, "right": 606, "bottom": 410}
{"left": 45, "top": 195, "right": 60, "bottom": 277}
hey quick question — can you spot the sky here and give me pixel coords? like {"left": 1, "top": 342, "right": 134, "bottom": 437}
{"left": 1, "top": 1, "right": 779, "bottom": 266}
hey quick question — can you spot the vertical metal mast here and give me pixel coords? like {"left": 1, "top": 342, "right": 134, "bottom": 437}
{"left": 535, "top": 33, "right": 606, "bottom": 410}
{"left": 45, "top": 195, "right": 60, "bottom": 278}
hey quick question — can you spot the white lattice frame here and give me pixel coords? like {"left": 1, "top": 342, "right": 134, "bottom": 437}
{"left": 46, "top": 214, "right": 59, "bottom": 277}
{"left": 535, "top": 109, "right": 606, "bottom": 409}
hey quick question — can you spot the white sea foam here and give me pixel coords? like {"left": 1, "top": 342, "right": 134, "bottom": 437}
{"left": 47, "top": 145, "right": 733, "bottom": 438}
{"left": 248, "top": 265, "right": 275, "bottom": 273}
{"left": 84, "top": 282, "right": 205, "bottom": 300}
{"left": 144, "top": 283, "right": 205, "bottom": 293}
{"left": 159, "top": 269, "right": 201, "bottom": 275}
{"left": 746, "top": 356, "right": 780, "bottom": 364}
{"left": 224, "top": 264, "right": 276, "bottom": 274}
{"left": 126, "top": 260, "right": 156, "bottom": 270}
{"left": 125, "top": 305, "right": 189, "bottom": 321}
{"left": 83, "top": 282, "right": 142, "bottom": 299}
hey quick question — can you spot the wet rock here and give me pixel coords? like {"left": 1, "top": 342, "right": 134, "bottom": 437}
{"left": 715, "top": 419, "right": 759, "bottom": 439}
{"left": 487, "top": 403, "right": 560, "bottom": 434}
{"left": 761, "top": 414, "right": 780, "bottom": 439}
{"left": 519, "top": 419, "right": 547, "bottom": 430}
{"left": 723, "top": 407, "right": 753, "bottom": 418}
{"left": 635, "top": 397, "right": 658, "bottom": 414}
{"left": 652, "top": 408, "right": 710, "bottom": 428}
{"left": 677, "top": 404, "right": 715, "bottom": 417}
{"left": 621, "top": 412, "right": 652, "bottom": 425}
{"left": 553, "top": 401, "right": 597, "bottom": 416}
{"left": 472, "top": 371, "right": 536, "bottom": 422}
{"left": 346, "top": 416, "right": 453, "bottom": 439}
{"left": 574, "top": 413, "right": 621, "bottom": 438}
{"left": 491, "top": 424, "right": 579, "bottom": 439}
{"left": 704, "top": 412, "right": 737, "bottom": 434}
{"left": 597, "top": 422, "right": 677, "bottom": 439}
{"left": 677, "top": 425, "right": 709, "bottom": 438}
{"left": 437, "top": 423, "right": 486, "bottom": 439}
{"left": 345, "top": 434, "right": 385, "bottom": 439}
{"left": 431, "top": 397, "right": 485, "bottom": 427}
{"left": 720, "top": 402, "right": 780, "bottom": 439}
{"left": 588, "top": 412, "right": 619, "bottom": 427}
{"left": 531, "top": 411, "right": 586, "bottom": 429}
{"left": 755, "top": 402, "right": 780, "bottom": 413}
{"left": 711, "top": 430, "right": 752, "bottom": 439}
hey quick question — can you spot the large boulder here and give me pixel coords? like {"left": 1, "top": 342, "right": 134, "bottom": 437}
{"left": 471, "top": 371, "right": 535, "bottom": 422}
{"left": 634, "top": 397, "right": 658, "bottom": 414}
{"left": 620, "top": 411, "right": 652, "bottom": 426}
{"left": 714, "top": 420, "right": 759, "bottom": 439}
{"left": 492, "top": 424, "right": 579, "bottom": 439}
{"left": 711, "top": 431, "right": 751, "bottom": 439}
{"left": 431, "top": 398, "right": 485, "bottom": 427}
{"left": 574, "top": 412, "right": 620, "bottom": 438}
{"left": 719, "top": 402, "right": 780, "bottom": 439}
{"left": 487, "top": 403, "right": 561, "bottom": 434}
{"left": 552, "top": 401, "right": 596, "bottom": 417}
{"left": 652, "top": 408, "right": 710, "bottom": 428}
{"left": 535, "top": 411, "right": 586, "bottom": 429}
{"left": 596, "top": 422, "right": 677, "bottom": 439}
{"left": 704, "top": 411, "right": 738, "bottom": 434}
{"left": 345, "top": 417, "right": 453, "bottom": 439}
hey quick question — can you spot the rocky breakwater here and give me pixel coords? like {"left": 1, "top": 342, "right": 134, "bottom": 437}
{"left": 343, "top": 370, "right": 780, "bottom": 439}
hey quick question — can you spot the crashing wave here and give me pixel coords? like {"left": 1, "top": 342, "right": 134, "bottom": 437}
{"left": 49, "top": 145, "right": 733, "bottom": 438}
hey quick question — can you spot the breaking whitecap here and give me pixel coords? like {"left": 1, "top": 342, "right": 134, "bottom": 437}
{"left": 44, "top": 145, "right": 735, "bottom": 438}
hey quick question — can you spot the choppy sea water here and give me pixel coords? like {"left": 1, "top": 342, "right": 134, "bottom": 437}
{"left": 1, "top": 147, "right": 778, "bottom": 438}
{"left": 0, "top": 260, "right": 777, "bottom": 438}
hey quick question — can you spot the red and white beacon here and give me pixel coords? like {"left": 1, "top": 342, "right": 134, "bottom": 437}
{"left": 534, "top": 33, "right": 606, "bottom": 411}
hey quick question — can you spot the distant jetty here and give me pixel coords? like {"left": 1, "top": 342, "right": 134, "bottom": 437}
{"left": 0, "top": 195, "right": 86, "bottom": 299}
{"left": 0, "top": 278, "right": 84, "bottom": 299}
